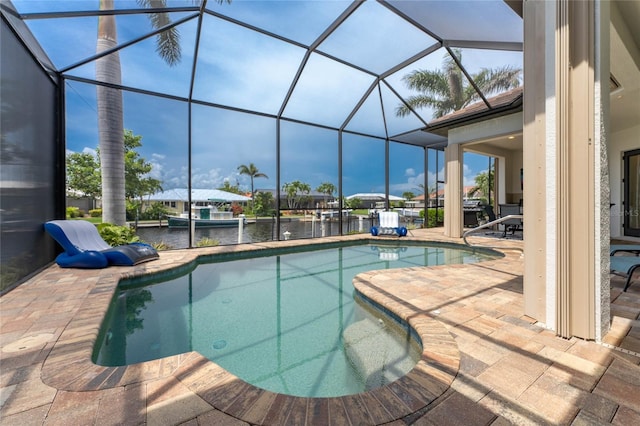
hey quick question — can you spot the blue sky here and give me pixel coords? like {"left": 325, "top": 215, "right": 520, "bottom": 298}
{"left": 16, "top": 0, "right": 521, "bottom": 198}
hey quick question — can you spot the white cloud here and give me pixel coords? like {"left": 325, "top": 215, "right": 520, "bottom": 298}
{"left": 463, "top": 163, "right": 477, "bottom": 187}
{"left": 149, "top": 159, "right": 163, "bottom": 181}
{"left": 389, "top": 170, "right": 442, "bottom": 195}
{"left": 82, "top": 147, "right": 98, "bottom": 157}
{"left": 189, "top": 167, "right": 236, "bottom": 189}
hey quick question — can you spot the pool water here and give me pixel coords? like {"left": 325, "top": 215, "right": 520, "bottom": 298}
{"left": 94, "top": 242, "right": 496, "bottom": 397}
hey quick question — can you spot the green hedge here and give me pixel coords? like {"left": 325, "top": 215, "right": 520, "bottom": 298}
{"left": 96, "top": 223, "right": 140, "bottom": 246}
{"left": 66, "top": 206, "right": 80, "bottom": 218}
{"left": 419, "top": 208, "right": 444, "bottom": 228}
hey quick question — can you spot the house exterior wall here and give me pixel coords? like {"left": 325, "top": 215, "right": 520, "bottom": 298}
{"left": 447, "top": 113, "right": 523, "bottom": 219}
{"left": 523, "top": 0, "right": 610, "bottom": 340}
{"left": 444, "top": 144, "right": 463, "bottom": 238}
{"left": 461, "top": 141, "right": 519, "bottom": 206}
{"left": 448, "top": 113, "right": 523, "bottom": 146}
{"left": 523, "top": 0, "right": 552, "bottom": 328}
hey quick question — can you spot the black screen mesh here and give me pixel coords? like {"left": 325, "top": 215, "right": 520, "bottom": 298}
{"left": 1, "top": 21, "right": 60, "bottom": 292}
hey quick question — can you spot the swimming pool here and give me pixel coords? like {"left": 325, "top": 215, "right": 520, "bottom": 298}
{"left": 94, "top": 241, "right": 497, "bottom": 397}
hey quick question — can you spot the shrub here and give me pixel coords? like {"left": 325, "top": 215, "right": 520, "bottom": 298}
{"left": 426, "top": 208, "right": 444, "bottom": 228}
{"left": 141, "top": 202, "right": 170, "bottom": 220}
{"left": 66, "top": 206, "right": 80, "bottom": 218}
{"left": 89, "top": 209, "right": 102, "bottom": 217}
{"left": 196, "top": 237, "right": 219, "bottom": 247}
{"left": 96, "top": 223, "right": 140, "bottom": 246}
{"left": 152, "top": 241, "right": 172, "bottom": 251}
{"left": 230, "top": 203, "right": 243, "bottom": 217}
{"left": 126, "top": 201, "right": 140, "bottom": 221}
{"left": 253, "top": 191, "right": 274, "bottom": 216}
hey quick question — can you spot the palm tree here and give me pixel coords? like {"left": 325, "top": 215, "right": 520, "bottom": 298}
{"left": 396, "top": 49, "right": 521, "bottom": 118}
{"left": 316, "top": 182, "right": 336, "bottom": 208}
{"left": 469, "top": 168, "right": 495, "bottom": 205}
{"left": 96, "top": 0, "right": 228, "bottom": 225}
{"left": 97, "top": 0, "right": 127, "bottom": 225}
{"left": 237, "top": 163, "right": 268, "bottom": 204}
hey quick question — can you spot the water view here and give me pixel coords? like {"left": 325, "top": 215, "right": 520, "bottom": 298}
{"left": 135, "top": 216, "right": 404, "bottom": 249}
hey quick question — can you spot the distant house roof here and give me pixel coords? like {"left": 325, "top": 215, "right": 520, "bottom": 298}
{"left": 346, "top": 193, "right": 404, "bottom": 201}
{"left": 256, "top": 189, "right": 328, "bottom": 198}
{"left": 412, "top": 186, "right": 480, "bottom": 200}
{"left": 146, "top": 188, "right": 250, "bottom": 203}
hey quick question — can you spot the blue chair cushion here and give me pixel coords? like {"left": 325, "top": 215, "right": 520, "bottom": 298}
{"left": 610, "top": 255, "right": 640, "bottom": 292}
{"left": 45, "top": 220, "right": 158, "bottom": 269}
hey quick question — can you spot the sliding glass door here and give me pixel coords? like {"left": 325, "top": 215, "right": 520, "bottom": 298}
{"left": 624, "top": 149, "right": 640, "bottom": 237}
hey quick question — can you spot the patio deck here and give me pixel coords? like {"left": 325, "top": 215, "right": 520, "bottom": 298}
{"left": 1, "top": 228, "right": 639, "bottom": 425}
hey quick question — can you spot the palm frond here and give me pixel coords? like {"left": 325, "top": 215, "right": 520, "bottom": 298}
{"left": 461, "top": 85, "right": 482, "bottom": 107}
{"left": 395, "top": 104, "right": 412, "bottom": 117}
{"left": 155, "top": 26, "right": 181, "bottom": 66}
{"left": 137, "top": 0, "right": 182, "bottom": 66}
{"left": 402, "top": 69, "right": 449, "bottom": 96}
{"left": 473, "top": 66, "right": 522, "bottom": 96}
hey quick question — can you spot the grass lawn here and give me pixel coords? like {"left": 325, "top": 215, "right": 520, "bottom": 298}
{"left": 72, "top": 217, "right": 102, "bottom": 224}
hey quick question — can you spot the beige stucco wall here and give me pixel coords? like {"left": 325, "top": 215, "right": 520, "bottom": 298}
{"left": 523, "top": 0, "right": 611, "bottom": 340}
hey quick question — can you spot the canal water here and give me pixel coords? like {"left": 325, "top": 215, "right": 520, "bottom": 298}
{"left": 135, "top": 216, "right": 389, "bottom": 249}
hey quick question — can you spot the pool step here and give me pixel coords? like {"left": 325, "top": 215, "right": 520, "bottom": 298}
{"left": 343, "top": 317, "right": 415, "bottom": 390}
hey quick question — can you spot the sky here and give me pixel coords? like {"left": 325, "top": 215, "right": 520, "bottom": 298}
{"left": 15, "top": 0, "right": 522, "bottom": 198}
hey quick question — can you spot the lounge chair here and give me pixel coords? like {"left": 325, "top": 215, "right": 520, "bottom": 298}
{"left": 45, "top": 220, "right": 159, "bottom": 269}
{"left": 370, "top": 211, "right": 407, "bottom": 237}
{"left": 498, "top": 204, "right": 522, "bottom": 237}
{"left": 610, "top": 245, "right": 640, "bottom": 256}
{"left": 610, "top": 255, "right": 640, "bottom": 291}
{"left": 484, "top": 205, "right": 497, "bottom": 222}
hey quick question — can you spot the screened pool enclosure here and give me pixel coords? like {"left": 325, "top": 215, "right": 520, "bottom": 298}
{"left": 1, "top": 0, "right": 522, "bottom": 287}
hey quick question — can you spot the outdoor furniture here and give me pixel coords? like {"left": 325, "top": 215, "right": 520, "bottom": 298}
{"left": 498, "top": 204, "right": 522, "bottom": 237}
{"left": 610, "top": 255, "right": 640, "bottom": 291}
{"left": 483, "top": 205, "right": 497, "bottom": 222}
{"left": 463, "top": 199, "right": 484, "bottom": 227}
{"left": 610, "top": 245, "right": 640, "bottom": 256}
{"left": 370, "top": 211, "right": 407, "bottom": 237}
{"left": 45, "top": 220, "right": 159, "bottom": 268}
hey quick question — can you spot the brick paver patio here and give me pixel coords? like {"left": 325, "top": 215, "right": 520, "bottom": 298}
{"left": 1, "top": 229, "right": 639, "bottom": 425}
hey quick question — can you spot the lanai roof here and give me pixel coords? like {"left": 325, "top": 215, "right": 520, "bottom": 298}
{"left": 5, "top": 0, "right": 523, "bottom": 146}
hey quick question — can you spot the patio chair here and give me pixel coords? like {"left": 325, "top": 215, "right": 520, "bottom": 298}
{"left": 45, "top": 220, "right": 159, "bottom": 269}
{"left": 610, "top": 245, "right": 640, "bottom": 256}
{"left": 610, "top": 255, "right": 640, "bottom": 291}
{"left": 484, "top": 205, "right": 497, "bottom": 222}
{"left": 498, "top": 204, "right": 522, "bottom": 237}
{"left": 370, "top": 211, "right": 407, "bottom": 237}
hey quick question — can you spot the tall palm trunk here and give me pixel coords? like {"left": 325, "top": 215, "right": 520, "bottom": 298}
{"left": 97, "top": 0, "right": 126, "bottom": 225}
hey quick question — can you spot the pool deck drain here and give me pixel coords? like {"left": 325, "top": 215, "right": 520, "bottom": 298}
{"left": 2, "top": 229, "right": 640, "bottom": 425}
